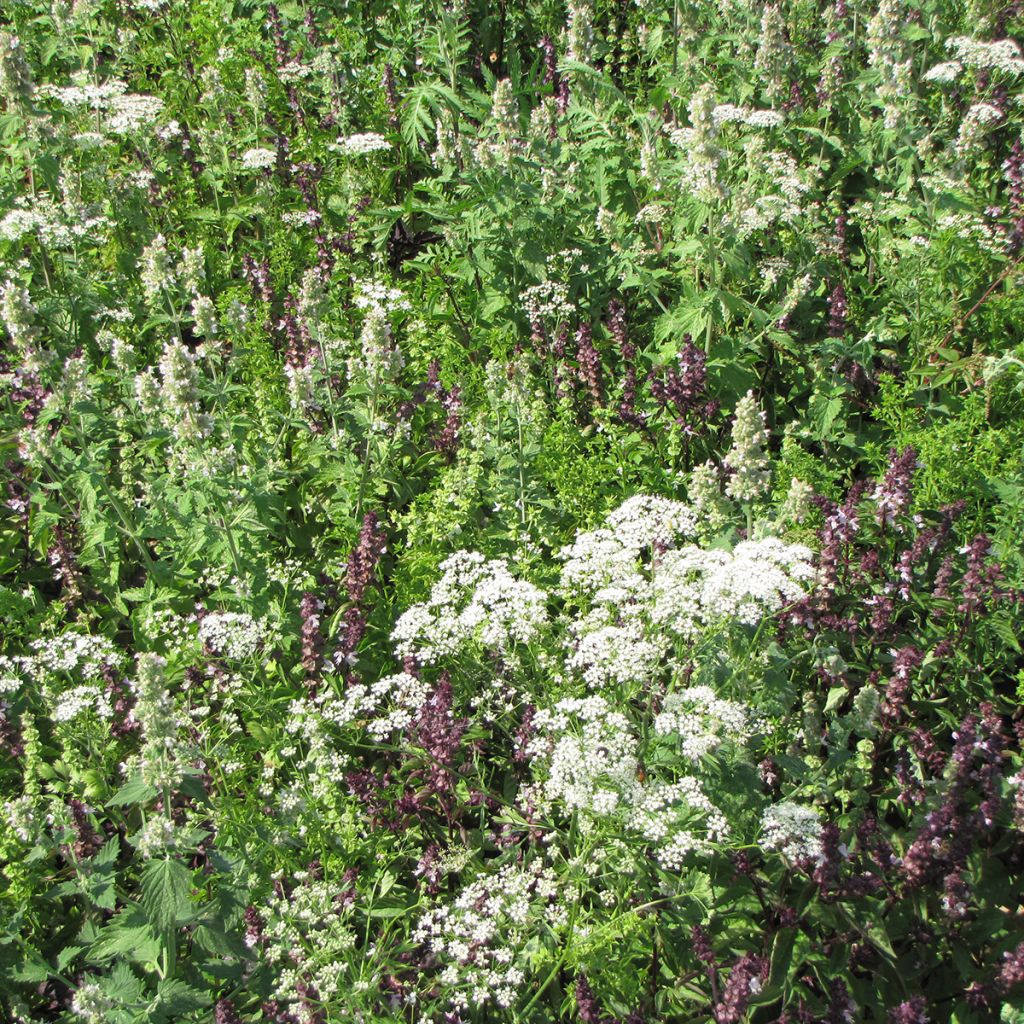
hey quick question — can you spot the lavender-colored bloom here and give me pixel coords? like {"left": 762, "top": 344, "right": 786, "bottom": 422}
{"left": 996, "top": 941, "right": 1024, "bottom": 995}
{"left": 958, "top": 534, "right": 1003, "bottom": 616}
{"left": 266, "top": 3, "right": 290, "bottom": 67}
{"left": 874, "top": 446, "right": 917, "bottom": 527}
{"left": 300, "top": 591, "right": 324, "bottom": 680}
{"left": 245, "top": 904, "right": 266, "bottom": 948}
{"left": 346, "top": 512, "right": 387, "bottom": 605}
{"left": 964, "top": 981, "right": 989, "bottom": 1009}
{"left": 880, "top": 645, "right": 923, "bottom": 731}
{"left": 0, "top": 700, "right": 22, "bottom": 757}
{"left": 68, "top": 798, "right": 101, "bottom": 859}
{"left": 574, "top": 974, "right": 605, "bottom": 1024}
{"left": 214, "top": 999, "right": 243, "bottom": 1024}
{"left": 262, "top": 998, "right": 301, "bottom": 1023}
{"left": 513, "top": 703, "right": 535, "bottom": 764}
{"left": 434, "top": 385, "right": 461, "bottom": 459}
{"left": 814, "top": 822, "right": 842, "bottom": 897}
{"left": 649, "top": 337, "right": 707, "bottom": 426}
{"left": 576, "top": 323, "right": 602, "bottom": 403}
{"left": 834, "top": 213, "right": 849, "bottom": 263}
{"left": 886, "top": 994, "right": 926, "bottom": 1021}
{"left": 618, "top": 365, "right": 646, "bottom": 428}
{"left": 942, "top": 869, "right": 971, "bottom": 919}
{"left": 333, "top": 606, "right": 367, "bottom": 670}
{"left": 411, "top": 672, "right": 466, "bottom": 797}
{"left": 691, "top": 923, "right": 716, "bottom": 966}
{"left": 715, "top": 954, "right": 768, "bottom": 1024}
{"left": 826, "top": 282, "right": 848, "bottom": 337}
{"left": 822, "top": 979, "right": 856, "bottom": 1023}
{"left": 606, "top": 297, "right": 633, "bottom": 359}
{"left": 48, "top": 523, "right": 83, "bottom": 605}
{"left": 1003, "top": 138, "right": 1024, "bottom": 251}
{"left": 103, "top": 664, "right": 139, "bottom": 739}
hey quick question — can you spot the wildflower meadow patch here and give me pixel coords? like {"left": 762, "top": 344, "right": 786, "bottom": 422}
{"left": 1, "top": 0, "right": 1024, "bottom": 1022}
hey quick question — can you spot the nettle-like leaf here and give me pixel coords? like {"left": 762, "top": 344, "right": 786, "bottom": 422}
{"left": 141, "top": 858, "right": 195, "bottom": 933}
{"left": 90, "top": 906, "right": 162, "bottom": 966}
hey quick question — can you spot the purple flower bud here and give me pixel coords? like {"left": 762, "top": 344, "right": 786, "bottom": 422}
{"left": 827, "top": 282, "right": 848, "bottom": 337}
{"left": 873, "top": 446, "right": 918, "bottom": 527}
{"left": 214, "top": 999, "right": 244, "bottom": 1024}
{"left": 300, "top": 591, "right": 324, "bottom": 681}
{"left": 575, "top": 974, "right": 605, "bottom": 1024}
{"left": 576, "top": 323, "right": 603, "bottom": 404}
{"left": 346, "top": 512, "right": 387, "bottom": 605}
{"left": 715, "top": 954, "right": 768, "bottom": 1024}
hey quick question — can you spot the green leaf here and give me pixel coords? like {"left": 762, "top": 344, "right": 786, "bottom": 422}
{"left": 155, "top": 977, "right": 209, "bottom": 1018}
{"left": 824, "top": 687, "right": 848, "bottom": 713}
{"left": 100, "top": 961, "right": 146, "bottom": 1004}
{"left": 91, "top": 906, "right": 161, "bottom": 964}
{"left": 141, "top": 858, "right": 194, "bottom": 932}
{"left": 108, "top": 776, "right": 158, "bottom": 807}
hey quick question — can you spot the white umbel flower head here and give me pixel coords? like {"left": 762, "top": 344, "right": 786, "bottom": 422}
{"left": 760, "top": 801, "right": 824, "bottom": 863}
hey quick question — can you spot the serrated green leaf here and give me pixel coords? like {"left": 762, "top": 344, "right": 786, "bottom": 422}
{"left": 108, "top": 776, "right": 158, "bottom": 807}
{"left": 141, "top": 858, "right": 194, "bottom": 932}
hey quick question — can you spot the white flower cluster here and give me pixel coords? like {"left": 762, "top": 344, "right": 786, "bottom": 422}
{"left": 356, "top": 305, "right": 404, "bottom": 385}
{"left": 28, "top": 631, "right": 121, "bottom": 678}
{"left": 653, "top": 686, "right": 759, "bottom": 761}
{"left": 521, "top": 279, "right": 574, "bottom": 324}
{"left": 133, "top": 816, "right": 180, "bottom": 858}
{"left": 43, "top": 77, "right": 164, "bottom": 133}
{"left": 198, "top": 611, "right": 273, "bottom": 660}
{"left": 670, "top": 83, "right": 725, "bottom": 201}
{"left": 759, "top": 802, "right": 824, "bottom": 863}
{"left": 947, "top": 36, "right": 1024, "bottom": 77}
{"left": 527, "top": 694, "right": 733, "bottom": 869}
{"left": 105, "top": 93, "right": 164, "bottom": 134}
{"left": 414, "top": 861, "right": 562, "bottom": 1010}
{"left": 139, "top": 338, "right": 213, "bottom": 440}
{"left": 0, "top": 196, "right": 111, "bottom": 248}
{"left": 318, "top": 671, "right": 431, "bottom": 738}
{"left": 688, "top": 461, "right": 732, "bottom": 535}
{"left": 778, "top": 477, "right": 814, "bottom": 525}
{"left": 53, "top": 685, "right": 113, "bottom": 722}
{"left": 866, "top": 0, "right": 913, "bottom": 128}
{"left": 955, "top": 102, "right": 1004, "bottom": 157}
{"left": 392, "top": 551, "right": 548, "bottom": 664}
{"left": 352, "top": 279, "right": 411, "bottom": 313}
{"left": 133, "top": 654, "right": 183, "bottom": 790}
{"left": 606, "top": 494, "right": 699, "bottom": 551}
{"left": 41, "top": 78, "right": 128, "bottom": 109}
{"left": 70, "top": 982, "right": 113, "bottom": 1024}
{"left": 626, "top": 776, "right": 730, "bottom": 869}
{"left": 239, "top": 146, "right": 276, "bottom": 171}
{"left": 712, "top": 104, "right": 785, "bottom": 129}
{"left": 5, "top": 794, "right": 40, "bottom": 843}
{"left": 650, "top": 538, "right": 815, "bottom": 638}
{"left": 923, "top": 60, "right": 963, "bottom": 84}
{"left": 331, "top": 132, "right": 390, "bottom": 156}
{"left": 1, "top": 276, "right": 38, "bottom": 352}
{"left": 559, "top": 494, "right": 812, "bottom": 647}
{"left": 566, "top": 611, "right": 665, "bottom": 690}
{"left": 0, "top": 632, "right": 123, "bottom": 722}
{"left": 263, "top": 873, "right": 359, "bottom": 1008}
{"left": 528, "top": 696, "right": 637, "bottom": 814}
{"left": 558, "top": 495, "right": 696, "bottom": 603}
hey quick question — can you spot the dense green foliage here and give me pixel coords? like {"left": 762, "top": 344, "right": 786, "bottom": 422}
{"left": 0, "top": 0, "right": 1023, "bottom": 1022}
